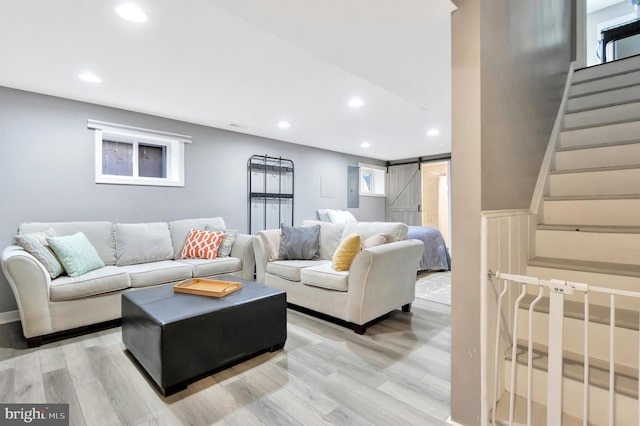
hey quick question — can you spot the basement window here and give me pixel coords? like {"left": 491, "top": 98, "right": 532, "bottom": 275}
{"left": 359, "top": 164, "right": 386, "bottom": 196}
{"left": 88, "top": 120, "right": 191, "bottom": 187}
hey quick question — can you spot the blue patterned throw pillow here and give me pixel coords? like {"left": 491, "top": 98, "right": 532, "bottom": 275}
{"left": 204, "top": 226, "right": 239, "bottom": 258}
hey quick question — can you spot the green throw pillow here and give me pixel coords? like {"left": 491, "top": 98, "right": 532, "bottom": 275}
{"left": 15, "top": 228, "right": 64, "bottom": 279}
{"left": 47, "top": 232, "right": 105, "bottom": 277}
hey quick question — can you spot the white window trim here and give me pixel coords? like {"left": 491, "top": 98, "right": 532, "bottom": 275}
{"left": 357, "top": 163, "right": 386, "bottom": 197}
{"left": 88, "top": 119, "right": 191, "bottom": 187}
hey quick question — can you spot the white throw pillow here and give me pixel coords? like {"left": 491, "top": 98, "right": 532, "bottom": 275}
{"left": 327, "top": 209, "right": 357, "bottom": 224}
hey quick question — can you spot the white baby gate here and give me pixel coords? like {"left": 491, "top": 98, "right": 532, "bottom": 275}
{"left": 489, "top": 271, "right": 640, "bottom": 426}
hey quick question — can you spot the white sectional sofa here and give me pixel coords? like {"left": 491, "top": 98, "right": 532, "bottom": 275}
{"left": 253, "top": 220, "right": 424, "bottom": 334}
{"left": 1, "top": 218, "right": 255, "bottom": 346}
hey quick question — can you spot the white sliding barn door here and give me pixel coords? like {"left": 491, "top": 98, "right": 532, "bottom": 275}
{"left": 386, "top": 163, "right": 422, "bottom": 225}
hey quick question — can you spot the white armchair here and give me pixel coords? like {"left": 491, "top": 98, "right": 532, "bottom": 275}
{"left": 254, "top": 220, "right": 424, "bottom": 334}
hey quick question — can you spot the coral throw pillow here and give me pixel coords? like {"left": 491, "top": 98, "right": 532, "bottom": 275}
{"left": 332, "top": 233, "right": 362, "bottom": 271}
{"left": 180, "top": 229, "right": 225, "bottom": 260}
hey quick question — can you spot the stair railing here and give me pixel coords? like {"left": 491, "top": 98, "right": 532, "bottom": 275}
{"left": 489, "top": 271, "right": 640, "bottom": 426}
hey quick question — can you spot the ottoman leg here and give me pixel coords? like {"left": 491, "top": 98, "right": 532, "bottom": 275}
{"left": 269, "top": 342, "right": 285, "bottom": 352}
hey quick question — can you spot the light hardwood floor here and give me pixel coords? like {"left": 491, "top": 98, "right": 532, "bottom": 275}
{"left": 0, "top": 299, "right": 450, "bottom": 425}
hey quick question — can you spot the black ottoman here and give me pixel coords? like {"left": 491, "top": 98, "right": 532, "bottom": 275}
{"left": 121, "top": 276, "right": 286, "bottom": 396}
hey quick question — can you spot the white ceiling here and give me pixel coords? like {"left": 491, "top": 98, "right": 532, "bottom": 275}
{"left": 0, "top": 0, "right": 455, "bottom": 161}
{"left": 587, "top": 0, "right": 627, "bottom": 14}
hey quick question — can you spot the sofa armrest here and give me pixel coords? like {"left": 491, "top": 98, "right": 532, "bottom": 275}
{"left": 229, "top": 234, "right": 256, "bottom": 280}
{"left": 1, "top": 246, "right": 54, "bottom": 338}
{"left": 346, "top": 239, "right": 424, "bottom": 325}
{"left": 253, "top": 229, "right": 282, "bottom": 283}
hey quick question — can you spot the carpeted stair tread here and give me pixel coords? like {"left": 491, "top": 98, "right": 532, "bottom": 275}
{"left": 506, "top": 339, "right": 639, "bottom": 398}
{"left": 492, "top": 391, "right": 583, "bottom": 426}
{"left": 537, "top": 224, "right": 640, "bottom": 234}
{"left": 529, "top": 256, "right": 640, "bottom": 278}
{"left": 549, "top": 163, "right": 640, "bottom": 174}
{"left": 519, "top": 293, "right": 639, "bottom": 331}
{"left": 556, "top": 138, "right": 640, "bottom": 152}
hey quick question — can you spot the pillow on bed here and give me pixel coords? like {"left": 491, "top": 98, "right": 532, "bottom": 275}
{"left": 327, "top": 209, "right": 357, "bottom": 224}
{"left": 317, "top": 209, "right": 331, "bottom": 222}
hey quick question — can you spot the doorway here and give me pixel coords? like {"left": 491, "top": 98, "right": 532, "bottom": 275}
{"left": 582, "top": 0, "right": 639, "bottom": 67}
{"left": 421, "top": 160, "right": 451, "bottom": 248}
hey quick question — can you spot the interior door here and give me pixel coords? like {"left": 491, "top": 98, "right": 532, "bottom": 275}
{"left": 386, "top": 163, "right": 422, "bottom": 225}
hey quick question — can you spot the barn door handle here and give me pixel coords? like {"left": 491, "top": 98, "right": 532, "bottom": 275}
{"left": 418, "top": 204, "right": 421, "bottom": 212}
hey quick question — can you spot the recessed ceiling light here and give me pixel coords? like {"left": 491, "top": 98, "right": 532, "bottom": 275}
{"left": 348, "top": 97, "right": 364, "bottom": 108}
{"left": 427, "top": 128, "right": 440, "bottom": 136}
{"left": 278, "top": 121, "right": 291, "bottom": 129}
{"left": 116, "top": 4, "right": 147, "bottom": 23}
{"left": 361, "top": 141, "right": 371, "bottom": 148}
{"left": 78, "top": 72, "right": 102, "bottom": 83}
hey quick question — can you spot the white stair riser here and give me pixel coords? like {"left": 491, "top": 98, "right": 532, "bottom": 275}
{"left": 564, "top": 102, "right": 640, "bottom": 129}
{"left": 573, "top": 56, "right": 640, "bottom": 83}
{"left": 505, "top": 361, "right": 638, "bottom": 426}
{"left": 527, "top": 265, "right": 640, "bottom": 310}
{"left": 549, "top": 168, "right": 640, "bottom": 197}
{"left": 536, "top": 230, "right": 640, "bottom": 265}
{"left": 543, "top": 199, "right": 640, "bottom": 227}
{"left": 570, "top": 70, "right": 640, "bottom": 97}
{"left": 516, "top": 310, "right": 639, "bottom": 368}
{"left": 559, "top": 120, "right": 640, "bottom": 148}
{"left": 566, "top": 85, "right": 640, "bottom": 113}
{"left": 555, "top": 143, "right": 640, "bottom": 170}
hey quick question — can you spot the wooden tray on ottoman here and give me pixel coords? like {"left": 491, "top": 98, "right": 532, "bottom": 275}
{"left": 174, "top": 278, "right": 242, "bottom": 297}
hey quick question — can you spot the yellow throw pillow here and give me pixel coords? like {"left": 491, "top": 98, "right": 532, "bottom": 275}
{"left": 332, "top": 233, "right": 362, "bottom": 271}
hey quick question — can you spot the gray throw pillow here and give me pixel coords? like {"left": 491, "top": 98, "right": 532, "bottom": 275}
{"left": 15, "top": 228, "right": 64, "bottom": 279}
{"left": 278, "top": 225, "right": 321, "bottom": 260}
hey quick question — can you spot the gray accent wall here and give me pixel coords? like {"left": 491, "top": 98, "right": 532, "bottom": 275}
{"left": 0, "top": 86, "right": 385, "bottom": 314}
{"left": 451, "top": 0, "right": 573, "bottom": 424}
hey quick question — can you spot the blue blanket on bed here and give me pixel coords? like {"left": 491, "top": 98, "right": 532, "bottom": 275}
{"left": 407, "top": 226, "right": 451, "bottom": 271}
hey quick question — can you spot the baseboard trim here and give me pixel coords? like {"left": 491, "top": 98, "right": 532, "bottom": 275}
{"left": 446, "top": 416, "right": 466, "bottom": 426}
{"left": 0, "top": 310, "right": 20, "bottom": 324}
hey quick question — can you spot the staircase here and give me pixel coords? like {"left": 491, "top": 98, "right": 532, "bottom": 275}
{"left": 494, "top": 55, "right": 640, "bottom": 425}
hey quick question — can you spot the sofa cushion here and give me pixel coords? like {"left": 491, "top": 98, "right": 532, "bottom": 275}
{"left": 19, "top": 221, "right": 116, "bottom": 265}
{"left": 115, "top": 222, "right": 174, "bottom": 266}
{"left": 120, "top": 260, "right": 192, "bottom": 288}
{"left": 302, "top": 220, "right": 345, "bottom": 260}
{"left": 47, "top": 232, "right": 106, "bottom": 277}
{"left": 180, "top": 229, "right": 225, "bottom": 260}
{"left": 169, "top": 218, "right": 226, "bottom": 259}
{"left": 176, "top": 257, "right": 241, "bottom": 277}
{"left": 332, "top": 233, "right": 361, "bottom": 272}
{"left": 15, "top": 228, "right": 64, "bottom": 279}
{"left": 50, "top": 266, "right": 130, "bottom": 302}
{"left": 278, "top": 225, "right": 320, "bottom": 260}
{"left": 342, "top": 222, "right": 408, "bottom": 243}
{"left": 266, "top": 260, "right": 329, "bottom": 282}
{"left": 301, "top": 263, "right": 349, "bottom": 292}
